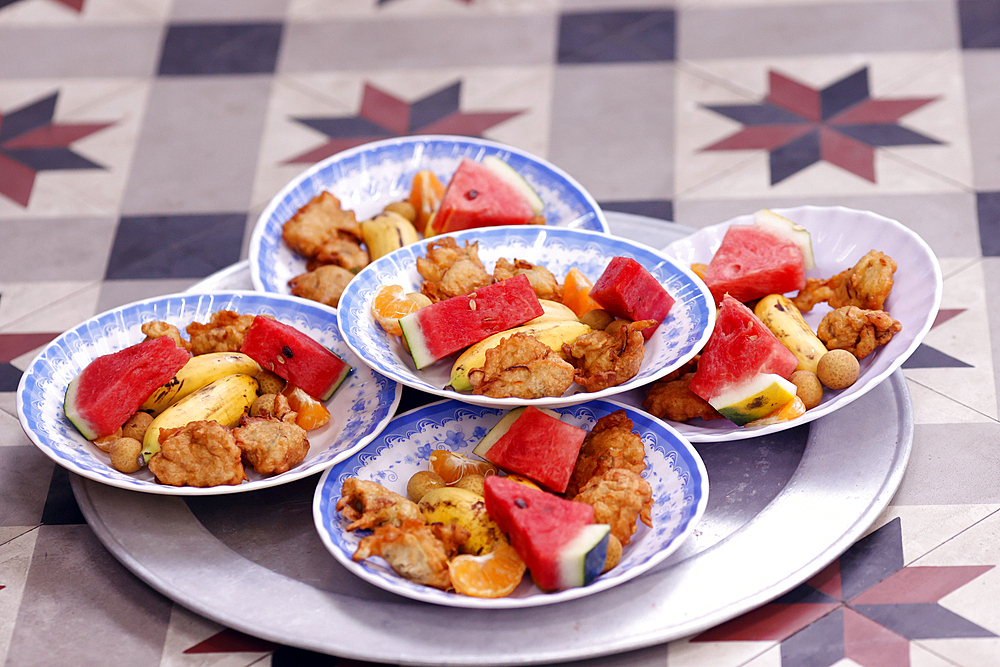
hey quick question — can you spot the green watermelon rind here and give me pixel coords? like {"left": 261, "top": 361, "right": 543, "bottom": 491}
{"left": 64, "top": 375, "right": 100, "bottom": 441}
{"left": 708, "top": 373, "right": 797, "bottom": 426}
{"left": 555, "top": 523, "right": 610, "bottom": 589}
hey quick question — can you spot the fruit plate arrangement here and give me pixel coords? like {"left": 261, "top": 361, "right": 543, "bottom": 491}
{"left": 337, "top": 225, "right": 716, "bottom": 409}
{"left": 249, "top": 134, "right": 610, "bottom": 296}
{"left": 16, "top": 291, "right": 401, "bottom": 496}
{"left": 655, "top": 205, "right": 941, "bottom": 443}
{"left": 312, "top": 398, "right": 708, "bottom": 609}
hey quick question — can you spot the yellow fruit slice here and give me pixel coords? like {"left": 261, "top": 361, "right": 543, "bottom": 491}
{"left": 746, "top": 395, "right": 807, "bottom": 427}
{"left": 428, "top": 449, "right": 498, "bottom": 484}
{"left": 449, "top": 543, "right": 526, "bottom": 598}
{"left": 371, "top": 285, "right": 432, "bottom": 337}
{"left": 708, "top": 373, "right": 797, "bottom": 426}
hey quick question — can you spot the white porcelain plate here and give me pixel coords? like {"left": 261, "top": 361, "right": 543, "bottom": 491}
{"left": 249, "top": 135, "right": 610, "bottom": 296}
{"left": 658, "top": 205, "right": 941, "bottom": 443}
{"left": 16, "top": 291, "right": 401, "bottom": 496}
{"left": 313, "top": 398, "right": 708, "bottom": 608}
{"left": 337, "top": 225, "right": 716, "bottom": 409}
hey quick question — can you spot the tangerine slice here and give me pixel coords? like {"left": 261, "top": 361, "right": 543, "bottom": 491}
{"left": 428, "top": 450, "right": 498, "bottom": 484}
{"left": 449, "top": 543, "right": 526, "bottom": 598}
{"left": 371, "top": 285, "right": 431, "bottom": 337}
{"left": 748, "top": 395, "right": 807, "bottom": 427}
{"left": 562, "top": 267, "right": 602, "bottom": 317}
{"left": 281, "top": 384, "right": 331, "bottom": 430}
{"left": 408, "top": 170, "right": 445, "bottom": 235}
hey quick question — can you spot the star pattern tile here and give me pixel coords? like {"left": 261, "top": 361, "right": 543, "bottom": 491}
{"left": 183, "top": 628, "right": 277, "bottom": 654}
{"left": 0, "top": 0, "right": 83, "bottom": 11}
{"left": 701, "top": 68, "right": 942, "bottom": 185}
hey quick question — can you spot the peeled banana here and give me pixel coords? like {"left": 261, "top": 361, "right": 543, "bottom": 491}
{"left": 754, "top": 294, "right": 828, "bottom": 375}
{"left": 361, "top": 211, "right": 419, "bottom": 260}
{"left": 449, "top": 320, "right": 592, "bottom": 392}
{"left": 528, "top": 299, "right": 580, "bottom": 325}
{"left": 418, "top": 486, "right": 507, "bottom": 555}
{"left": 141, "top": 373, "right": 259, "bottom": 463}
{"left": 140, "top": 352, "right": 262, "bottom": 416}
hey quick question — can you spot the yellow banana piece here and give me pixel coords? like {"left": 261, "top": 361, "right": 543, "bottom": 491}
{"left": 360, "top": 211, "right": 420, "bottom": 260}
{"left": 529, "top": 299, "right": 579, "bottom": 325}
{"left": 418, "top": 486, "right": 507, "bottom": 555}
{"left": 754, "top": 294, "right": 828, "bottom": 375}
{"left": 140, "top": 352, "right": 262, "bottom": 416}
{"left": 141, "top": 373, "right": 259, "bottom": 464}
{"left": 449, "top": 320, "right": 592, "bottom": 393}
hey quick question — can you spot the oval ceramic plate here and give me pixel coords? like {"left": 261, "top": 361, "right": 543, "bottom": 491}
{"left": 16, "top": 291, "right": 401, "bottom": 496}
{"left": 250, "top": 135, "right": 610, "bottom": 295}
{"left": 658, "top": 205, "right": 941, "bottom": 442}
{"left": 313, "top": 398, "right": 708, "bottom": 608}
{"left": 337, "top": 226, "right": 716, "bottom": 409}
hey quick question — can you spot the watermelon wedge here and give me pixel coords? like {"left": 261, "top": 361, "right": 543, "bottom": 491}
{"left": 703, "top": 224, "right": 806, "bottom": 304}
{"left": 429, "top": 158, "right": 540, "bottom": 235}
{"left": 588, "top": 257, "right": 675, "bottom": 340}
{"left": 484, "top": 475, "right": 609, "bottom": 591}
{"left": 64, "top": 336, "right": 192, "bottom": 440}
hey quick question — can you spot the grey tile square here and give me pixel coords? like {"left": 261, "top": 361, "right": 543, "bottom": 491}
{"left": 963, "top": 51, "right": 1000, "bottom": 191}
{"left": 892, "top": 422, "right": 1000, "bottom": 505}
{"left": 96, "top": 279, "right": 200, "bottom": 312}
{"left": 0, "top": 26, "right": 162, "bottom": 78}
{"left": 170, "top": 0, "right": 289, "bottom": 21}
{"left": 0, "top": 217, "right": 117, "bottom": 282}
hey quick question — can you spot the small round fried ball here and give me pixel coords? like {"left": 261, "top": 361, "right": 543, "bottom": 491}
{"left": 580, "top": 309, "right": 615, "bottom": 331}
{"left": 790, "top": 370, "right": 824, "bottom": 410}
{"left": 817, "top": 350, "right": 861, "bottom": 390}
{"left": 250, "top": 394, "right": 278, "bottom": 417}
{"left": 407, "top": 470, "right": 446, "bottom": 502}
{"left": 122, "top": 412, "right": 154, "bottom": 441}
{"left": 109, "top": 437, "right": 143, "bottom": 473}
{"left": 454, "top": 473, "right": 486, "bottom": 497}
{"left": 92, "top": 427, "right": 122, "bottom": 453}
{"left": 384, "top": 200, "right": 417, "bottom": 223}
{"left": 603, "top": 534, "right": 623, "bottom": 573}
{"left": 256, "top": 369, "right": 285, "bottom": 395}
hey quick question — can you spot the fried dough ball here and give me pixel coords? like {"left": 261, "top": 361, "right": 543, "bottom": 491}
{"left": 562, "top": 319, "right": 656, "bottom": 392}
{"left": 643, "top": 372, "right": 723, "bottom": 423}
{"left": 309, "top": 236, "right": 369, "bottom": 272}
{"left": 564, "top": 410, "right": 647, "bottom": 498}
{"left": 288, "top": 264, "right": 355, "bottom": 308}
{"left": 185, "top": 310, "right": 256, "bottom": 355}
{"left": 817, "top": 306, "right": 902, "bottom": 359}
{"left": 282, "top": 191, "right": 362, "bottom": 258}
{"left": 233, "top": 410, "right": 309, "bottom": 475}
{"left": 122, "top": 411, "right": 154, "bottom": 441}
{"left": 148, "top": 420, "right": 247, "bottom": 487}
{"left": 493, "top": 258, "right": 563, "bottom": 302}
{"left": 416, "top": 237, "right": 494, "bottom": 302}
{"left": 336, "top": 478, "right": 424, "bottom": 531}
{"left": 109, "top": 437, "right": 143, "bottom": 473}
{"left": 468, "top": 332, "right": 575, "bottom": 399}
{"left": 791, "top": 250, "right": 897, "bottom": 313}
{"left": 572, "top": 468, "right": 653, "bottom": 546}
{"left": 353, "top": 518, "right": 468, "bottom": 590}
{"left": 141, "top": 321, "right": 192, "bottom": 353}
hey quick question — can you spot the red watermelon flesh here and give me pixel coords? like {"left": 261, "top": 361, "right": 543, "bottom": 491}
{"left": 239, "top": 315, "right": 351, "bottom": 400}
{"left": 477, "top": 406, "right": 587, "bottom": 493}
{"left": 484, "top": 475, "right": 609, "bottom": 591}
{"left": 399, "top": 274, "right": 544, "bottom": 369}
{"left": 703, "top": 225, "right": 806, "bottom": 304}
{"left": 588, "top": 256, "right": 675, "bottom": 340}
{"left": 64, "top": 335, "right": 191, "bottom": 440}
{"left": 431, "top": 158, "right": 537, "bottom": 234}
{"left": 688, "top": 294, "right": 798, "bottom": 401}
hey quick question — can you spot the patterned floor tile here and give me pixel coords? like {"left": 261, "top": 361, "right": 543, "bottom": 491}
{"left": 869, "top": 505, "right": 1000, "bottom": 564}
{"left": 556, "top": 9, "right": 675, "bottom": 64}
{"left": 170, "top": 0, "right": 289, "bottom": 21}
{"left": 0, "top": 529, "right": 37, "bottom": 667}
{"left": 892, "top": 423, "right": 1000, "bottom": 506}
{"left": 0, "top": 446, "right": 56, "bottom": 526}
{"left": 0, "top": 24, "right": 162, "bottom": 77}
{"left": 1, "top": 217, "right": 117, "bottom": 280}
{"left": 95, "top": 277, "right": 199, "bottom": 313}
{"left": 962, "top": 51, "right": 1000, "bottom": 192}
{"left": 958, "top": 0, "right": 1000, "bottom": 49}
{"left": 0, "top": 281, "right": 101, "bottom": 333}
{"left": 0, "top": 0, "right": 171, "bottom": 24}
{"left": 974, "top": 191, "right": 1000, "bottom": 256}
{"left": 288, "top": 0, "right": 558, "bottom": 20}
{"left": 668, "top": 636, "right": 775, "bottom": 667}
{"left": 161, "top": 604, "right": 276, "bottom": 666}
{"left": 159, "top": 23, "right": 283, "bottom": 76}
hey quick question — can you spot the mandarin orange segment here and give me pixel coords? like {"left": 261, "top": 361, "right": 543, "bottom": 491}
{"left": 428, "top": 450, "right": 498, "bottom": 485}
{"left": 449, "top": 543, "right": 526, "bottom": 598}
{"left": 371, "top": 285, "right": 431, "bottom": 337}
{"left": 408, "top": 170, "right": 445, "bottom": 235}
{"left": 562, "top": 267, "right": 602, "bottom": 317}
{"left": 691, "top": 263, "right": 709, "bottom": 281}
{"left": 281, "top": 384, "right": 331, "bottom": 430}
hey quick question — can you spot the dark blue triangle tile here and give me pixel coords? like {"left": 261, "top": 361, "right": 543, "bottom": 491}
{"left": 5, "top": 147, "right": 105, "bottom": 171}
{"left": 834, "top": 124, "right": 942, "bottom": 147}
{"left": 780, "top": 607, "right": 846, "bottom": 667}
{"left": 820, "top": 68, "right": 869, "bottom": 121}
{"left": 558, "top": 10, "right": 675, "bottom": 64}
{"left": 770, "top": 130, "right": 821, "bottom": 184}
{"left": 959, "top": 0, "right": 1000, "bottom": 48}
{"left": 408, "top": 81, "right": 461, "bottom": 132}
{"left": 702, "top": 103, "right": 808, "bottom": 127}
{"left": 853, "top": 603, "right": 996, "bottom": 640}
{"left": 0, "top": 362, "right": 22, "bottom": 391}
{"left": 0, "top": 93, "right": 57, "bottom": 143}
{"left": 295, "top": 116, "right": 391, "bottom": 139}
{"left": 599, "top": 199, "right": 673, "bottom": 222}
{"left": 902, "top": 344, "right": 973, "bottom": 369}
{"left": 158, "top": 23, "right": 283, "bottom": 76}
{"left": 975, "top": 191, "right": 1000, "bottom": 255}
{"left": 40, "top": 465, "right": 85, "bottom": 526}
{"left": 840, "top": 518, "right": 904, "bottom": 601}
{"left": 774, "top": 582, "right": 841, "bottom": 605}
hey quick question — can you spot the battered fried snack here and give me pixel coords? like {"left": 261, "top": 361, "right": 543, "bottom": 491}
{"left": 493, "top": 258, "right": 563, "bottom": 302}
{"left": 562, "top": 319, "right": 656, "bottom": 392}
{"left": 817, "top": 306, "right": 902, "bottom": 359}
{"left": 564, "top": 410, "right": 647, "bottom": 498}
{"left": 643, "top": 372, "right": 723, "bottom": 423}
{"left": 288, "top": 264, "right": 355, "bottom": 308}
{"left": 141, "top": 320, "right": 192, "bottom": 353}
{"left": 353, "top": 518, "right": 469, "bottom": 590}
{"left": 148, "top": 420, "right": 247, "bottom": 487}
{"left": 336, "top": 478, "right": 424, "bottom": 531}
{"left": 572, "top": 468, "right": 653, "bottom": 546}
{"left": 282, "top": 191, "right": 362, "bottom": 259}
{"left": 416, "top": 237, "right": 494, "bottom": 302}
{"left": 308, "top": 235, "right": 369, "bottom": 272}
{"left": 791, "top": 249, "right": 897, "bottom": 313}
{"left": 233, "top": 410, "right": 309, "bottom": 475}
{"left": 185, "top": 309, "right": 256, "bottom": 355}
{"left": 468, "top": 332, "right": 575, "bottom": 399}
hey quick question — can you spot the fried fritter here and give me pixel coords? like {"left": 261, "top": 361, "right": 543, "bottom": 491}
{"left": 562, "top": 320, "right": 656, "bottom": 392}
{"left": 468, "top": 332, "right": 575, "bottom": 399}
{"left": 791, "top": 250, "right": 897, "bottom": 312}
{"left": 336, "top": 478, "right": 424, "bottom": 531}
{"left": 493, "top": 258, "right": 563, "bottom": 302}
{"left": 572, "top": 468, "right": 653, "bottom": 546}
{"left": 282, "top": 191, "right": 362, "bottom": 259}
{"left": 308, "top": 235, "right": 369, "bottom": 272}
{"left": 141, "top": 320, "right": 192, "bottom": 353}
{"left": 416, "top": 237, "right": 494, "bottom": 302}
{"left": 643, "top": 372, "right": 724, "bottom": 423}
{"left": 288, "top": 264, "right": 355, "bottom": 308}
{"left": 233, "top": 410, "right": 309, "bottom": 475}
{"left": 564, "top": 410, "right": 647, "bottom": 498}
{"left": 185, "top": 309, "right": 256, "bottom": 355}
{"left": 148, "top": 420, "right": 247, "bottom": 487}
{"left": 353, "top": 518, "right": 469, "bottom": 590}
{"left": 817, "top": 305, "right": 903, "bottom": 359}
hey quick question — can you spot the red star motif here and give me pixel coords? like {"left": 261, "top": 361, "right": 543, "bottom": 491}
{"left": 183, "top": 627, "right": 277, "bottom": 654}
{"left": 0, "top": 0, "right": 84, "bottom": 11}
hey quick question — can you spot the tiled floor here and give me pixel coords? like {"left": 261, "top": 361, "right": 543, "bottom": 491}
{"left": 2, "top": 0, "right": 1000, "bottom": 665}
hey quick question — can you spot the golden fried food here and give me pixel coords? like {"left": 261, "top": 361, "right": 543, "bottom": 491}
{"left": 493, "top": 258, "right": 563, "bottom": 302}
{"left": 564, "top": 410, "right": 647, "bottom": 498}
{"left": 288, "top": 264, "right": 355, "bottom": 308}
{"left": 353, "top": 518, "right": 469, "bottom": 590}
{"left": 148, "top": 420, "right": 247, "bottom": 487}
{"left": 185, "top": 309, "right": 256, "bottom": 355}
{"left": 562, "top": 319, "right": 656, "bottom": 392}
{"left": 468, "top": 332, "right": 575, "bottom": 399}
{"left": 416, "top": 237, "right": 494, "bottom": 302}
{"left": 572, "top": 468, "right": 653, "bottom": 546}
{"left": 642, "top": 372, "right": 723, "bottom": 422}
{"left": 791, "top": 250, "right": 897, "bottom": 312}
{"left": 282, "top": 191, "right": 362, "bottom": 259}
{"left": 233, "top": 410, "right": 309, "bottom": 475}
{"left": 336, "top": 478, "right": 424, "bottom": 531}
{"left": 141, "top": 321, "right": 192, "bottom": 353}
{"left": 817, "top": 305, "right": 902, "bottom": 359}
{"left": 309, "top": 235, "right": 370, "bottom": 272}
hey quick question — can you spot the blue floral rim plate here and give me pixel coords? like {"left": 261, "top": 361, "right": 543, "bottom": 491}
{"left": 16, "top": 291, "right": 401, "bottom": 496}
{"left": 249, "top": 134, "right": 610, "bottom": 295}
{"left": 313, "top": 398, "right": 709, "bottom": 609}
{"left": 336, "top": 225, "right": 716, "bottom": 409}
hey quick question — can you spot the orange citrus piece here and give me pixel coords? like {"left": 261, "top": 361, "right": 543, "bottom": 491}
{"left": 562, "top": 267, "right": 602, "bottom": 317}
{"left": 408, "top": 170, "right": 445, "bottom": 235}
{"left": 281, "top": 384, "right": 331, "bottom": 430}
{"left": 748, "top": 395, "right": 807, "bottom": 427}
{"left": 449, "top": 543, "right": 526, "bottom": 598}
{"left": 371, "top": 285, "right": 431, "bottom": 337}
{"left": 691, "top": 263, "right": 709, "bottom": 281}
{"left": 428, "top": 450, "right": 498, "bottom": 484}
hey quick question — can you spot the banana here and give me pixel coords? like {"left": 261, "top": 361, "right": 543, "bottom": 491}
{"left": 530, "top": 299, "right": 579, "bottom": 325}
{"left": 754, "top": 294, "right": 829, "bottom": 375}
{"left": 418, "top": 486, "right": 508, "bottom": 555}
{"left": 449, "top": 320, "right": 592, "bottom": 393}
{"left": 141, "top": 373, "right": 259, "bottom": 464}
{"left": 141, "top": 352, "right": 262, "bottom": 416}
{"left": 360, "top": 211, "right": 420, "bottom": 260}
